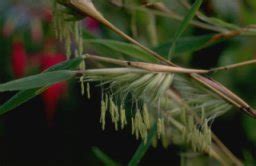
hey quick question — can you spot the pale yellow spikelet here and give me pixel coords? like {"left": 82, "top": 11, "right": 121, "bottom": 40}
{"left": 133, "top": 110, "right": 148, "bottom": 142}
{"left": 131, "top": 117, "right": 135, "bottom": 135}
{"left": 141, "top": 124, "right": 148, "bottom": 144}
{"left": 143, "top": 104, "right": 151, "bottom": 129}
{"left": 114, "top": 105, "right": 119, "bottom": 131}
{"left": 157, "top": 118, "right": 162, "bottom": 139}
{"left": 80, "top": 76, "right": 85, "bottom": 95}
{"left": 109, "top": 97, "right": 119, "bottom": 130}
{"left": 109, "top": 97, "right": 115, "bottom": 123}
{"left": 52, "top": 2, "right": 84, "bottom": 58}
{"left": 157, "top": 118, "right": 165, "bottom": 139}
{"left": 86, "top": 83, "right": 91, "bottom": 99}
{"left": 134, "top": 110, "right": 143, "bottom": 140}
{"left": 134, "top": 112, "right": 139, "bottom": 139}
{"left": 203, "top": 120, "right": 211, "bottom": 147}
{"left": 74, "top": 21, "right": 84, "bottom": 56}
{"left": 138, "top": 122, "right": 145, "bottom": 139}
{"left": 120, "top": 105, "right": 127, "bottom": 129}
{"left": 100, "top": 98, "right": 106, "bottom": 130}
{"left": 79, "top": 59, "right": 85, "bottom": 71}
{"left": 79, "top": 61, "right": 86, "bottom": 96}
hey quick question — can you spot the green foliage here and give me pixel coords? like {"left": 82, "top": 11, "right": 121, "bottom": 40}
{"left": 0, "top": 70, "right": 76, "bottom": 92}
{"left": 243, "top": 116, "right": 256, "bottom": 144}
{"left": 92, "top": 147, "right": 119, "bottom": 166}
{"left": 154, "top": 35, "right": 214, "bottom": 58}
{"left": 128, "top": 123, "right": 157, "bottom": 166}
{"left": 0, "top": 57, "right": 83, "bottom": 115}
{"left": 168, "top": 0, "right": 203, "bottom": 59}
{"left": 85, "top": 39, "right": 157, "bottom": 62}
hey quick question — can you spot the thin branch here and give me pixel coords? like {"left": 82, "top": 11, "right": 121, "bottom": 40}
{"left": 178, "top": 0, "right": 256, "bottom": 36}
{"left": 85, "top": 54, "right": 208, "bottom": 74}
{"left": 140, "top": 2, "right": 226, "bottom": 33}
{"left": 192, "top": 74, "right": 256, "bottom": 118}
{"left": 210, "top": 59, "right": 256, "bottom": 73}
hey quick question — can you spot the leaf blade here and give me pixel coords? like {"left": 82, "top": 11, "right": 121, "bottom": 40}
{"left": 168, "top": 0, "right": 203, "bottom": 59}
{"left": 0, "top": 57, "right": 83, "bottom": 116}
{"left": 155, "top": 35, "right": 214, "bottom": 58}
{"left": 128, "top": 123, "right": 157, "bottom": 166}
{"left": 0, "top": 70, "right": 76, "bottom": 92}
{"left": 92, "top": 147, "right": 119, "bottom": 166}
{"left": 85, "top": 39, "right": 157, "bottom": 62}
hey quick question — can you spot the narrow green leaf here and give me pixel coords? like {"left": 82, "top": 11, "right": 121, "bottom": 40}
{"left": 85, "top": 39, "right": 157, "bottom": 62}
{"left": 45, "top": 57, "right": 83, "bottom": 72}
{"left": 0, "top": 88, "right": 46, "bottom": 116}
{"left": 0, "top": 57, "right": 83, "bottom": 115}
{"left": 92, "top": 147, "right": 119, "bottom": 166}
{"left": 155, "top": 35, "right": 214, "bottom": 58}
{"left": 0, "top": 70, "right": 76, "bottom": 92}
{"left": 168, "top": 0, "right": 203, "bottom": 59}
{"left": 198, "top": 13, "right": 240, "bottom": 30}
{"left": 128, "top": 123, "right": 157, "bottom": 166}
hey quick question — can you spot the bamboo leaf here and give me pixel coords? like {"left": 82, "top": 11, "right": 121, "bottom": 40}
{"left": 197, "top": 13, "right": 240, "bottom": 30}
{"left": 45, "top": 57, "right": 83, "bottom": 72}
{"left": 0, "top": 70, "right": 76, "bottom": 92}
{"left": 0, "top": 57, "right": 83, "bottom": 115}
{"left": 0, "top": 88, "right": 46, "bottom": 116}
{"left": 168, "top": 0, "right": 203, "bottom": 59}
{"left": 128, "top": 123, "right": 157, "bottom": 166}
{"left": 85, "top": 39, "right": 157, "bottom": 62}
{"left": 155, "top": 35, "right": 214, "bottom": 58}
{"left": 92, "top": 147, "right": 119, "bottom": 166}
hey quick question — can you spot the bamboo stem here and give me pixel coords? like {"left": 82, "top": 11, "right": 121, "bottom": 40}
{"left": 210, "top": 59, "right": 256, "bottom": 73}
{"left": 86, "top": 54, "right": 208, "bottom": 74}
{"left": 140, "top": 2, "right": 225, "bottom": 33}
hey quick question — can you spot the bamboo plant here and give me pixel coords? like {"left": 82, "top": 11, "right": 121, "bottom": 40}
{"left": 1, "top": 0, "right": 256, "bottom": 165}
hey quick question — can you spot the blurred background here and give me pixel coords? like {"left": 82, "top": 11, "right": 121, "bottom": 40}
{"left": 0, "top": 0, "right": 256, "bottom": 165}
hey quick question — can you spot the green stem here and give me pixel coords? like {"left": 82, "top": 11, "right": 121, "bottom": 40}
{"left": 128, "top": 123, "right": 157, "bottom": 166}
{"left": 92, "top": 147, "right": 119, "bottom": 166}
{"left": 210, "top": 59, "right": 256, "bottom": 73}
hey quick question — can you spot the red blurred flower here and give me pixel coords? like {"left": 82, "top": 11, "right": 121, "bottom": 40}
{"left": 41, "top": 8, "right": 53, "bottom": 23}
{"left": 42, "top": 82, "right": 67, "bottom": 126}
{"left": 40, "top": 52, "right": 67, "bottom": 125}
{"left": 11, "top": 41, "right": 27, "bottom": 78}
{"left": 11, "top": 38, "right": 68, "bottom": 126}
{"left": 85, "top": 17, "right": 100, "bottom": 33}
{"left": 40, "top": 53, "right": 66, "bottom": 71}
